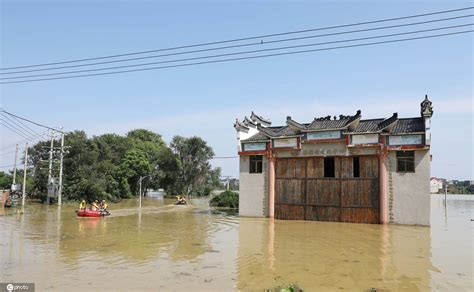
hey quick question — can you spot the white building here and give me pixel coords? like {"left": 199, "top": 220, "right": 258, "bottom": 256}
{"left": 234, "top": 95, "right": 434, "bottom": 226}
{"left": 430, "top": 177, "right": 444, "bottom": 193}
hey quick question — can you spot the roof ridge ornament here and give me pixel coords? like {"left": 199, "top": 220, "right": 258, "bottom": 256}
{"left": 234, "top": 118, "right": 249, "bottom": 131}
{"left": 421, "top": 94, "right": 434, "bottom": 117}
{"left": 378, "top": 112, "right": 398, "bottom": 131}
{"left": 243, "top": 116, "right": 257, "bottom": 127}
{"left": 250, "top": 111, "right": 271, "bottom": 126}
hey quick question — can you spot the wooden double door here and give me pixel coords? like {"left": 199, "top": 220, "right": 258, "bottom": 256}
{"left": 274, "top": 156, "right": 380, "bottom": 224}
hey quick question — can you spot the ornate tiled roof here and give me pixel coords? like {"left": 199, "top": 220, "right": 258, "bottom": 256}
{"left": 377, "top": 113, "right": 398, "bottom": 131}
{"left": 239, "top": 100, "right": 429, "bottom": 142}
{"left": 243, "top": 116, "right": 256, "bottom": 127}
{"left": 390, "top": 118, "right": 425, "bottom": 134}
{"left": 242, "top": 131, "right": 270, "bottom": 142}
{"left": 250, "top": 111, "right": 271, "bottom": 125}
{"left": 351, "top": 119, "right": 384, "bottom": 133}
{"left": 233, "top": 118, "right": 249, "bottom": 131}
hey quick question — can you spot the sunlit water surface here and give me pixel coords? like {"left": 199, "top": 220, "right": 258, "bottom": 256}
{"left": 1, "top": 194, "right": 472, "bottom": 291}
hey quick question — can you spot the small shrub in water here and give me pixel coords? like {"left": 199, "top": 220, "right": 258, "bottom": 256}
{"left": 209, "top": 190, "right": 238, "bottom": 209}
{"left": 264, "top": 284, "right": 303, "bottom": 292}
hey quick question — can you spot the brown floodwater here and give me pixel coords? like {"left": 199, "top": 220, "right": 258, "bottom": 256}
{"left": 1, "top": 194, "right": 472, "bottom": 291}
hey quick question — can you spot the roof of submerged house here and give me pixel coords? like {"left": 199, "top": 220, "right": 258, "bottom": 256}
{"left": 241, "top": 111, "right": 426, "bottom": 142}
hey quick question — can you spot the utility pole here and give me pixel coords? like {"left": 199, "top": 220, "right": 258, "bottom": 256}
{"left": 57, "top": 127, "right": 64, "bottom": 206}
{"left": 138, "top": 175, "right": 150, "bottom": 208}
{"left": 12, "top": 144, "right": 19, "bottom": 185}
{"left": 47, "top": 130, "right": 54, "bottom": 183}
{"left": 21, "top": 143, "right": 28, "bottom": 207}
{"left": 47, "top": 130, "right": 54, "bottom": 204}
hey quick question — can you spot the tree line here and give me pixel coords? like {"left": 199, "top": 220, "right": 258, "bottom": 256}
{"left": 0, "top": 129, "right": 223, "bottom": 202}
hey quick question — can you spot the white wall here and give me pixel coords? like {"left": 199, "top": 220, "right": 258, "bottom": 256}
{"left": 388, "top": 149, "right": 431, "bottom": 225}
{"left": 239, "top": 156, "right": 267, "bottom": 217}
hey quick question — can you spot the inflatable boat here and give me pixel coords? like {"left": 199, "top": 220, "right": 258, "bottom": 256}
{"left": 76, "top": 209, "right": 110, "bottom": 217}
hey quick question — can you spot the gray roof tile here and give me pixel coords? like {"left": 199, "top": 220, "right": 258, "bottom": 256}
{"left": 351, "top": 119, "right": 384, "bottom": 133}
{"left": 390, "top": 118, "right": 425, "bottom": 134}
{"left": 241, "top": 115, "right": 425, "bottom": 142}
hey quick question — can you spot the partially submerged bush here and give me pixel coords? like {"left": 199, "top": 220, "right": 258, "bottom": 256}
{"left": 209, "top": 190, "right": 238, "bottom": 209}
{"left": 265, "top": 284, "right": 303, "bottom": 292}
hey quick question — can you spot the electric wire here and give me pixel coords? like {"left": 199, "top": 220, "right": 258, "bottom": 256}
{"left": 1, "top": 29, "right": 471, "bottom": 84}
{"left": 0, "top": 112, "right": 40, "bottom": 137}
{"left": 1, "top": 6, "right": 472, "bottom": 70}
{"left": 0, "top": 130, "right": 50, "bottom": 152}
{"left": 1, "top": 23, "right": 471, "bottom": 81}
{"left": 0, "top": 109, "right": 64, "bottom": 132}
{"left": 0, "top": 118, "right": 35, "bottom": 139}
{"left": 2, "top": 14, "right": 472, "bottom": 75}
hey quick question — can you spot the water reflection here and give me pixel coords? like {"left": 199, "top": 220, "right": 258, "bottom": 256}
{"left": 237, "top": 217, "right": 433, "bottom": 291}
{"left": 0, "top": 195, "right": 472, "bottom": 291}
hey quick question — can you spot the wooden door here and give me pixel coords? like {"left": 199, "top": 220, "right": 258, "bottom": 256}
{"left": 275, "top": 156, "right": 380, "bottom": 224}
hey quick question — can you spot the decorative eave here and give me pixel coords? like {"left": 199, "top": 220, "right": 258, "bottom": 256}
{"left": 241, "top": 139, "right": 270, "bottom": 143}
{"left": 251, "top": 111, "right": 271, "bottom": 126}
{"left": 285, "top": 116, "right": 306, "bottom": 133}
{"left": 234, "top": 118, "right": 249, "bottom": 131}
{"left": 345, "top": 110, "right": 362, "bottom": 130}
{"left": 380, "top": 131, "right": 425, "bottom": 136}
{"left": 243, "top": 116, "right": 257, "bottom": 127}
{"left": 256, "top": 124, "right": 277, "bottom": 138}
{"left": 349, "top": 131, "right": 382, "bottom": 135}
{"left": 304, "top": 127, "right": 348, "bottom": 133}
{"left": 377, "top": 113, "right": 398, "bottom": 132}
{"left": 303, "top": 110, "right": 361, "bottom": 133}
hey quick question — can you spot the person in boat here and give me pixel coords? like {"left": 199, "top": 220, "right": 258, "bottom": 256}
{"left": 175, "top": 195, "right": 187, "bottom": 205}
{"left": 79, "top": 199, "right": 87, "bottom": 210}
{"left": 91, "top": 200, "right": 100, "bottom": 211}
{"left": 99, "top": 200, "right": 108, "bottom": 211}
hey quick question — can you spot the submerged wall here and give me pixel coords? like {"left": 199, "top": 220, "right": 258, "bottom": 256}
{"left": 239, "top": 156, "right": 268, "bottom": 217}
{"left": 388, "top": 149, "right": 431, "bottom": 225}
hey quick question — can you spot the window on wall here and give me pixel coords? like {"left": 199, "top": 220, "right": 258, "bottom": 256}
{"left": 249, "top": 155, "right": 263, "bottom": 173}
{"left": 324, "top": 157, "right": 335, "bottom": 178}
{"left": 353, "top": 156, "right": 360, "bottom": 178}
{"left": 396, "top": 151, "right": 415, "bottom": 173}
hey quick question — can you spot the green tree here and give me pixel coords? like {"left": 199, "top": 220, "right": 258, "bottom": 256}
{"left": 170, "top": 136, "right": 214, "bottom": 196}
{"left": 0, "top": 171, "right": 12, "bottom": 189}
{"left": 119, "top": 149, "right": 152, "bottom": 196}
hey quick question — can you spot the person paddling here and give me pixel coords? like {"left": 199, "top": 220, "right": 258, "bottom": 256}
{"left": 79, "top": 200, "right": 87, "bottom": 210}
{"left": 175, "top": 195, "right": 187, "bottom": 205}
{"left": 100, "top": 200, "right": 108, "bottom": 211}
{"left": 91, "top": 200, "right": 100, "bottom": 211}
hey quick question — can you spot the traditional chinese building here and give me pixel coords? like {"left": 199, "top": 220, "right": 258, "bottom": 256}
{"left": 234, "top": 95, "right": 433, "bottom": 225}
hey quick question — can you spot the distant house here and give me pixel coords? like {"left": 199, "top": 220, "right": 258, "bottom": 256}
{"left": 234, "top": 95, "right": 433, "bottom": 226}
{"left": 430, "top": 177, "right": 445, "bottom": 193}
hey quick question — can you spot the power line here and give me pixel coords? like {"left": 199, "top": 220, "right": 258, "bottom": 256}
{"left": 0, "top": 6, "right": 472, "bottom": 70}
{"left": 1, "top": 23, "right": 471, "bottom": 81}
{"left": 0, "top": 112, "right": 40, "bottom": 137}
{"left": 2, "top": 14, "right": 472, "bottom": 75}
{"left": 0, "top": 130, "right": 49, "bottom": 152}
{"left": 1, "top": 29, "right": 472, "bottom": 84}
{"left": 0, "top": 109, "right": 64, "bottom": 132}
{"left": 0, "top": 164, "right": 17, "bottom": 169}
{"left": 0, "top": 118, "right": 33, "bottom": 139}
{"left": 6, "top": 112, "right": 43, "bottom": 136}
{"left": 0, "top": 149, "right": 18, "bottom": 156}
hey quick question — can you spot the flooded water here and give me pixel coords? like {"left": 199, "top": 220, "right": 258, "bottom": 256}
{"left": 1, "top": 194, "right": 472, "bottom": 291}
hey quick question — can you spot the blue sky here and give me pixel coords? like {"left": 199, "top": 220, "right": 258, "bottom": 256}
{"left": 0, "top": 0, "right": 472, "bottom": 179}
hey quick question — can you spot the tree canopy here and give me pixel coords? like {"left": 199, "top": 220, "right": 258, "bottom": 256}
{"left": 13, "top": 129, "right": 221, "bottom": 202}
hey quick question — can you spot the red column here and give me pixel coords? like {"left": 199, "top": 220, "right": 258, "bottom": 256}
{"left": 379, "top": 153, "right": 388, "bottom": 224}
{"left": 268, "top": 157, "right": 275, "bottom": 218}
